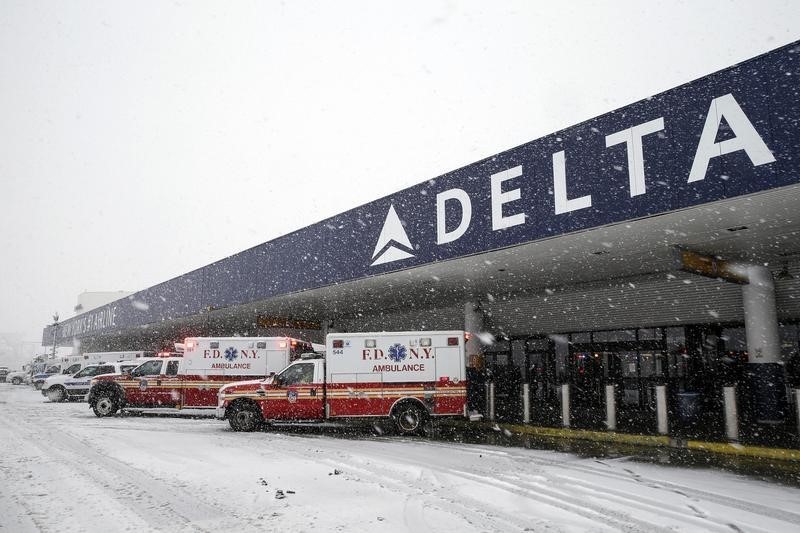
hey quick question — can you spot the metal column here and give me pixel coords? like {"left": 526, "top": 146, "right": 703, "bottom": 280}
{"left": 561, "top": 384, "right": 570, "bottom": 428}
{"left": 724, "top": 386, "right": 739, "bottom": 442}
{"left": 605, "top": 384, "right": 616, "bottom": 431}
{"left": 488, "top": 382, "right": 496, "bottom": 421}
{"left": 656, "top": 385, "right": 668, "bottom": 435}
{"left": 795, "top": 389, "right": 800, "bottom": 435}
{"left": 522, "top": 383, "right": 530, "bottom": 424}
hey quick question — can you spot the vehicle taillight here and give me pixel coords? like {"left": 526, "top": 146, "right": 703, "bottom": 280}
{"left": 447, "top": 337, "right": 459, "bottom": 346}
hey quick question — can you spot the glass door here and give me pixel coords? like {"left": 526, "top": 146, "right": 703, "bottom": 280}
{"left": 485, "top": 339, "right": 521, "bottom": 423}
{"left": 525, "top": 337, "right": 559, "bottom": 426}
{"left": 568, "top": 343, "right": 605, "bottom": 429}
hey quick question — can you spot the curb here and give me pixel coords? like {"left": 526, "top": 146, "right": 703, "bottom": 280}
{"left": 498, "top": 423, "right": 800, "bottom": 462}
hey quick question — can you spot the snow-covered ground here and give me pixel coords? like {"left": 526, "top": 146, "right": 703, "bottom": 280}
{"left": 1, "top": 384, "right": 799, "bottom": 533}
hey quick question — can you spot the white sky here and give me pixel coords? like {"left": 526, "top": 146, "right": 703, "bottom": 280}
{"left": 1, "top": 1, "right": 799, "bottom": 358}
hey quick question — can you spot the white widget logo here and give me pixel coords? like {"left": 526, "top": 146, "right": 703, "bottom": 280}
{"left": 371, "top": 205, "right": 415, "bottom": 266}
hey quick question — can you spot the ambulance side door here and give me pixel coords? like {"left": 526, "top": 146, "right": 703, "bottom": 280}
{"left": 156, "top": 360, "right": 182, "bottom": 406}
{"left": 268, "top": 362, "right": 324, "bottom": 421}
{"left": 128, "top": 359, "right": 164, "bottom": 404}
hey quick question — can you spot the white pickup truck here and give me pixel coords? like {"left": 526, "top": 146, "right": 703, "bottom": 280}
{"left": 43, "top": 361, "right": 144, "bottom": 402}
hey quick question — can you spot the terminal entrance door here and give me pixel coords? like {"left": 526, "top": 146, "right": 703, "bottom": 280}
{"left": 525, "top": 337, "right": 559, "bottom": 426}
{"left": 569, "top": 332, "right": 666, "bottom": 431}
{"left": 485, "top": 340, "right": 522, "bottom": 423}
{"left": 568, "top": 344, "right": 607, "bottom": 429}
{"left": 616, "top": 345, "right": 665, "bottom": 433}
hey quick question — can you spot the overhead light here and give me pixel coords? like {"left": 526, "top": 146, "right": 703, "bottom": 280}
{"left": 776, "top": 263, "right": 794, "bottom": 281}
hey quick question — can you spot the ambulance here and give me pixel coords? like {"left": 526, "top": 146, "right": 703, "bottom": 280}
{"left": 217, "top": 331, "right": 469, "bottom": 435}
{"left": 88, "top": 337, "right": 313, "bottom": 417}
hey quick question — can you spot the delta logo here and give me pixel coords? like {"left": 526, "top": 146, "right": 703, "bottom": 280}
{"left": 370, "top": 205, "right": 415, "bottom": 266}
{"left": 369, "top": 93, "right": 777, "bottom": 268}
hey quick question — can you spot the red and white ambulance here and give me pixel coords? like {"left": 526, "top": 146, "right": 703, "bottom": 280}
{"left": 88, "top": 337, "right": 314, "bottom": 417}
{"left": 217, "top": 331, "right": 469, "bottom": 435}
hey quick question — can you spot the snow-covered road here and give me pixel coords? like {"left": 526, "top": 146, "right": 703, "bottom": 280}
{"left": 1, "top": 383, "right": 799, "bottom": 532}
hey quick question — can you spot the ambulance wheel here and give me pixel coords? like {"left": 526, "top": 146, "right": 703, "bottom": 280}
{"left": 93, "top": 393, "right": 120, "bottom": 417}
{"left": 228, "top": 401, "right": 262, "bottom": 432}
{"left": 47, "top": 386, "right": 66, "bottom": 402}
{"left": 34, "top": 382, "right": 43, "bottom": 390}
{"left": 393, "top": 403, "right": 427, "bottom": 436}
{"left": 11, "top": 377, "right": 22, "bottom": 385}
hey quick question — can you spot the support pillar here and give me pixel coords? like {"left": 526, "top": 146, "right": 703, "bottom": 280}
{"left": 561, "top": 384, "right": 570, "bottom": 428}
{"left": 724, "top": 386, "right": 739, "bottom": 442}
{"left": 465, "top": 301, "right": 487, "bottom": 416}
{"left": 605, "top": 384, "right": 616, "bottom": 431}
{"left": 740, "top": 265, "right": 787, "bottom": 422}
{"left": 796, "top": 389, "right": 800, "bottom": 436}
{"left": 488, "top": 382, "right": 496, "bottom": 421}
{"left": 464, "top": 302, "right": 486, "bottom": 370}
{"left": 322, "top": 319, "right": 340, "bottom": 338}
{"left": 656, "top": 385, "right": 668, "bottom": 435}
{"left": 522, "top": 383, "right": 531, "bottom": 424}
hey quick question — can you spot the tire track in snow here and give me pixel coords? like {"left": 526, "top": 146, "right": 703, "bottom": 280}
{"left": 288, "top": 435, "right": 658, "bottom": 532}
{"left": 0, "top": 405, "right": 227, "bottom": 532}
{"left": 321, "top": 453, "right": 524, "bottom": 531}
{"left": 293, "top": 435, "right": 800, "bottom": 532}
{"left": 393, "top": 455, "right": 671, "bottom": 532}
{"left": 530, "top": 472, "right": 753, "bottom": 533}
{"left": 255, "top": 431, "right": 546, "bottom": 531}
{"left": 0, "top": 442, "right": 57, "bottom": 533}
{"left": 425, "top": 440, "right": 800, "bottom": 527}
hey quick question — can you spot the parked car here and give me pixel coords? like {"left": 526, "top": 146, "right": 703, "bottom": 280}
{"left": 43, "top": 361, "right": 144, "bottom": 402}
{"left": 7, "top": 369, "right": 29, "bottom": 385}
{"left": 0, "top": 367, "right": 9, "bottom": 383}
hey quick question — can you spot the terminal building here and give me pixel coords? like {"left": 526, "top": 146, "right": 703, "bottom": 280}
{"left": 44, "top": 40, "right": 800, "bottom": 445}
